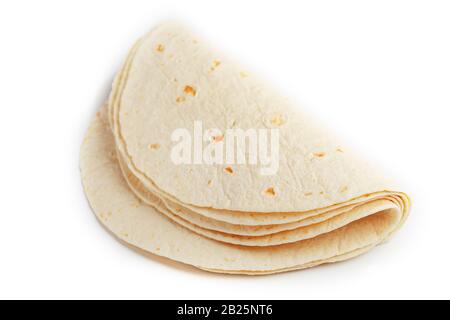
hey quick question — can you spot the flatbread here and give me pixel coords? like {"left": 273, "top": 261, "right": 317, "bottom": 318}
{"left": 80, "top": 22, "right": 410, "bottom": 274}
{"left": 109, "top": 23, "right": 406, "bottom": 214}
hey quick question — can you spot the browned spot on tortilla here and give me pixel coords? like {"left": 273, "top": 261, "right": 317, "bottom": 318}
{"left": 304, "top": 192, "right": 313, "bottom": 197}
{"left": 176, "top": 96, "right": 186, "bottom": 103}
{"left": 184, "top": 85, "right": 197, "bottom": 96}
{"left": 269, "top": 114, "right": 286, "bottom": 127}
{"left": 224, "top": 166, "right": 234, "bottom": 174}
{"left": 156, "top": 44, "right": 165, "bottom": 53}
{"left": 265, "top": 187, "right": 276, "bottom": 197}
{"left": 149, "top": 143, "right": 161, "bottom": 150}
{"left": 340, "top": 186, "right": 349, "bottom": 193}
{"left": 213, "top": 134, "right": 224, "bottom": 142}
{"left": 336, "top": 147, "right": 344, "bottom": 153}
{"left": 210, "top": 60, "right": 222, "bottom": 72}
{"left": 313, "top": 152, "right": 326, "bottom": 158}
{"left": 207, "top": 180, "right": 214, "bottom": 187}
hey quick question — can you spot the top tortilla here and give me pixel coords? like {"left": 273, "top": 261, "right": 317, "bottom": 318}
{"left": 109, "top": 22, "right": 401, "bottom": 213}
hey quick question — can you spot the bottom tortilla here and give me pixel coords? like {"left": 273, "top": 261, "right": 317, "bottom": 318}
{"left": 80, "top": 106, "right": 402, "bottom": 275}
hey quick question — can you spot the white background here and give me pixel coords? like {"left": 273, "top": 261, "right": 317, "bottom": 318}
{"left": 0, "top": 0, "right": 449, "bottom": 300}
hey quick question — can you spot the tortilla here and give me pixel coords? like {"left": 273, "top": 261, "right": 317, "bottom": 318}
{"left": 80, "top": 22, "right": 410, "bottom": 274}
{"left": 109, "top": 23, "right": 406, "bottom": 213}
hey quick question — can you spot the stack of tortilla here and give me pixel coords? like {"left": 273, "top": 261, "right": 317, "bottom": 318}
{"left": 80, "top": 22, "right": 410, "bottom": 275}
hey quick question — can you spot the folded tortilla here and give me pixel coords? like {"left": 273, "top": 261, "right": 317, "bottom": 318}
{"left": 80, "top": 22, "right": 410, "bottom": 275}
